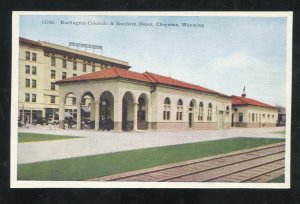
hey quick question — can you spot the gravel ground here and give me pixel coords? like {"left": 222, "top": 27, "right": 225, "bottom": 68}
{"left": 17, "top": 126, "right": 286, "bottom": 164}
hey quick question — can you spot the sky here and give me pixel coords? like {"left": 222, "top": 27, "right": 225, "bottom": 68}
{"left": 19, "top": 14, "right": 288, "bottom": 106}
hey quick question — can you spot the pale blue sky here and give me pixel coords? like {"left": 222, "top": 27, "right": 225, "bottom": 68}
{"left": 20, "top": 15, "right": 288, "bottom": 106}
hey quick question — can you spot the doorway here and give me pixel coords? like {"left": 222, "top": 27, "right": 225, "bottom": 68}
{"left": 137, "top": 95, "right": 148, "bottom": 130}
{"left": 122, "top": 92, "right": 134, "bottom": 131}
{"left": 188, "top": 100, "right": 195, "bottom": 129}
{"left": 99, "top": 91, "right": 114, "bottom": 131}
{"left": 218, "top": 111, "right": 224, "bottom": 129}
{"left": 189, "top": 112, "right": 193, "bottom": 128}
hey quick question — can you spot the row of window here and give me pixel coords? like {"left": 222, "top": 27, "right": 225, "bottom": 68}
{"left": 25, "top": 69, "right": 62, "bottom": 91}
{"left": 248, "top": 113, "right": 275, "bottom": 122}
{"left": 26, "top": 51, "right": 107, "bottom": 73}
{"left": 25, "top": 79, "right": 36, "bottom": 88}
{"left": 238, "top": 113, "right": 275, "bottom": 122}
{"left": 51, "top": 70, "right": 77, "bottom": 79}
{"left": 51, "top": 57, "right": 98, "bottom": 73}
{"left": 19, "top": 109, "right": 43, "bottom": 123}
{"left": 25, "top": 93, "right": 36, "bottom": 102}
{"left": 25, "top": 51, "right": 37, "bottom": 61}
{"left": 163, "top": 98, "right": 216, "bottom": 121}
{"left": 25, "top": 65, "right": 37, "bottom": 75}
{"left": 25, "top": 77, "right": 60, "bottom": 91}
{"left": 25, "top": 93, "right": 56, "bottom": 104}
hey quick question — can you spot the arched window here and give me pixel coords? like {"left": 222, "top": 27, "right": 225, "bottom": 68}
{"left": 198, "top": 102, "right": 204, "bottom": 121}
{"left": 163, "top": 97, "right": 171, "bottom": 120}
{"left": 138, "top": 96, "right": 146, "bottom": 122}
{"left": 207, "top": 103, "right": 212, "bottom": 121}
{"left": 189, "top": 101, "right": 194, "bottom": 107}
{"left": 176, "top": 99, "right": 183, "bottom": 120}
{"left": 189, "top": 100, "right": 195, "bottom": 111}
{"left": 226, "top": 106, "right": 230, "bottom": 115}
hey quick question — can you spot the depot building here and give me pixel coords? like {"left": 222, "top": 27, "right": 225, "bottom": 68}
{"left": 231, "top": 93, "right": 278, "bottom": 128}
{"left": 56, "top": 67, "right": 232, "bottom": 131}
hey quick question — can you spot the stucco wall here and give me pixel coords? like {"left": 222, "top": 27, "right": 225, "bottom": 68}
{"left": 232, "top": 105, "right": 278, "bottom": 128}
{"left": 58, "top": 79, "right": 232, "bottom": 131}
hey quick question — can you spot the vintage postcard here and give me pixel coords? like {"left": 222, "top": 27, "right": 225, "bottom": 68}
{"left": 11, "top": 11, "right": 292, "bottom": 188}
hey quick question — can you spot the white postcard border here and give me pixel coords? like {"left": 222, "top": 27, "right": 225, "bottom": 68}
{"left": 11, "top": 11, "right": 293, "bottom": 189}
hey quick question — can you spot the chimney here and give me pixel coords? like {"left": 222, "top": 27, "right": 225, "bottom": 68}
{"left": 242, "top": 86, "right": 246, "bottom": 98}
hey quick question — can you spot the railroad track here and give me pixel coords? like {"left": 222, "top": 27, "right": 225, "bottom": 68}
{"left": 90, "top": 142, "right": 285, "bottom": 183}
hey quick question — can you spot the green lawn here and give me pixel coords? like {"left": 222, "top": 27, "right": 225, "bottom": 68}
{"left": 18, "top": 133, "right": 82, "bottom": 143}
{"left": 18, "top": 137, "right": 284, "bottom": 181}
{"left": 269, "top": 175, "right": 285, "bottom": 183}
{"left": 272, "top": 131, "right": 286, "bottom": 134}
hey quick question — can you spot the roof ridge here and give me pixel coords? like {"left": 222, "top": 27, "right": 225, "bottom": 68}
{"left": 143, "top": 72, "right": 157, "bottom": 83}
{"left": 149, "top": 72, "right": 184, "bottom": 83}
{"left": 232, "top": 95, "right": 275, "bottom": 108}
{"left": 234, "top": 95, "right": 250, "bottom": 105}
{"left": 145, "top": 71, "right": 224, "bottom": 95}
{"left": 19, "top": 37, "right": 41, "bottom": 46}
{"left": 57, "top": 67, "right": 230, "bottom": 98}
{"left": 20, "top": 38, "right": 130, "bottom": 68}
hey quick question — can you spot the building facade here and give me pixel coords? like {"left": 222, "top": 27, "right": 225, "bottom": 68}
{"left": 18, "top": 37, "right": 130, "bottom": 124}
{"left": 231, "top": 94, "right": 278, "bottom": 128}
{"left": 56, "top": 68, "right": 232, "bottom": 132}
{"left": 19, "top": 37, "right": 279, "bottom": 130}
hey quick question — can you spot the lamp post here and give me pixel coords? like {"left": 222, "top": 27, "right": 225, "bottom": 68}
{"left": 22, "top": 103, "right": 25, "bottom": 124}
{"left": 101, "top": 100, "right": 107, "bottom": 130}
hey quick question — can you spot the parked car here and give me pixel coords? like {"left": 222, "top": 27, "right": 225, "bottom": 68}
{"left": 276, "top": 120, "right": 286, "bottom": 127}
{"left": 101, "top": 117, "right": 113, "bottom": 131}
{"left": 49, "top": 120, "right": 59, "bottom": 125}
{"left": 33, "top": 117, "right": 49, "bottom": 125}
{"left": 18, "top": 120, "right": 25, "bottom": 127}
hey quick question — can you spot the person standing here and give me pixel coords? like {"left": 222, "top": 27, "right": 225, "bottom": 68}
{"left": 68, "top": 117, "right": 73, "bottom": 129}
{"left": 26, "top": 115, "right": 30, "bottom": 129}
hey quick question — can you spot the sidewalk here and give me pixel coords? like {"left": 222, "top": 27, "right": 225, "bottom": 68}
{"left": 17, "top": 126, "right": 285, "bottom": 164}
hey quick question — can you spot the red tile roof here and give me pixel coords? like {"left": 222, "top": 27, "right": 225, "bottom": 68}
{"left": 56, "top": 67, "right": 230, "bottom": 98}
{"left": 144, "top": 72, "right": 220, "bottom": 95}
{"left": 56, "top": 67, "right": 150, "bottom": 83}
{"left": 232, "top": 95, "right": 276, "bottom": 109}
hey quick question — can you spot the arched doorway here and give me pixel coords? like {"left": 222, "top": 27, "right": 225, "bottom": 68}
{"left": 80, "top": 92, "right": 95, "bottom": 129}
{"left": 63, "top": 92, "right": 77, "bottom": 129}
{"left": 99, "top": 91, "right": 114, "bottom": 131}
{"left": 137, "top": 94, "right": 148, "bottom": 130}
{"left": 122, "top": 92, "right": 135, "bottom": 131}
{"left": 189, "top": 100, "right": 196, "bottom": 129}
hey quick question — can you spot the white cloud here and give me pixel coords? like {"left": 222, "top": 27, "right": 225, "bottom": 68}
{"left": 209, "top": 52, "right": 252, "bottom": 70}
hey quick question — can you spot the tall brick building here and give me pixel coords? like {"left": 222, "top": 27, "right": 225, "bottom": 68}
{"left": 18, "top": 37, "right": 130, "bottom": 124}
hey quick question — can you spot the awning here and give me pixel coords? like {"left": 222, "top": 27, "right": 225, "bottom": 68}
{"left": 81, "top": 106, "right": 90, "bottom": 113}
{"left": 55, "top": 111, "right": 73, "bottom": 118}
{"left": 64, "top": 112, "right": 73, "bottom": 118}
